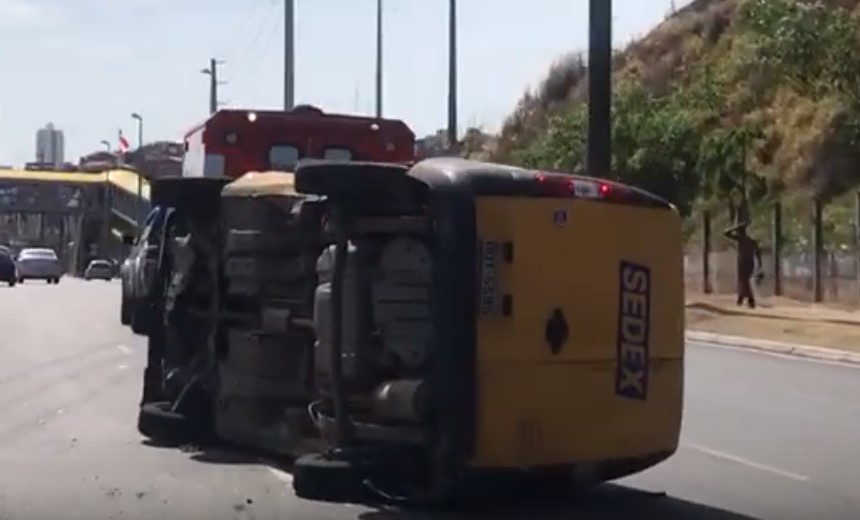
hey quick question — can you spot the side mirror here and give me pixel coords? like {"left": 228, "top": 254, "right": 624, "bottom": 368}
{"left": 121, "top": 234, "right": 135, "bottom": 246}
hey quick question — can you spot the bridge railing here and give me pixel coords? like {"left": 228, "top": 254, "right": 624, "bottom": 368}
{"left": 104, "top": 169, "right": 150, "bottom": 226}
{"left": 0, "top": 167, "right": 153, "bottom": 230}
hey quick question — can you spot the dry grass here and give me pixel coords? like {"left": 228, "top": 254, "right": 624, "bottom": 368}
{"left": 686, "top": 292, "right": 860, "bottom": 350}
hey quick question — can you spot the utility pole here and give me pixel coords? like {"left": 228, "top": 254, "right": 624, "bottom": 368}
{"left": 284, "top": 0, "right": 295, "bottom": 110}
{"left": 131, "top": 113, "right": 144, "bottom": 226}
{"left": 202, "top": 58, "right": 225, "bottom": 115}
{"left": 587, "top": 0, "right": 612, "bottom": 178}
{"left": 447, "top": 0, "right": 457, "bottom": 152}
{"left": 375, "top": 0, "right": 383, "bottom": 118}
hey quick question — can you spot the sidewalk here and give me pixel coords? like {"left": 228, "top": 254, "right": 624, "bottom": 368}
{"left": 685, "top": 293, "right": 860, "bottom": 354}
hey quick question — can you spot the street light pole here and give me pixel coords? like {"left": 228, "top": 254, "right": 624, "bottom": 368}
{"left": 375, "top": 0, "right": 383, "bottom": 118}
{"left": 100, "top": 140, "right": 110, "bottom": 152}
{"left": 587, "top": 0, "right": 612, "bottom": 179}
{"left": 284, "top": 0, "right": 295, "bottom": 110}
{"left": 131, "top": 113, "right": 143, "bottom": 149}
{"left": 447, "top": 0, "right": 458, "bottom": 153}
{"left": 131, "top": 113, "right": 144, "bottom": 226}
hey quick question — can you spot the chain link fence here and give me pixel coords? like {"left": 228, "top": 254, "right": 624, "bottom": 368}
{"left": 685, "top": 196, "right": 860, "bottom": 306}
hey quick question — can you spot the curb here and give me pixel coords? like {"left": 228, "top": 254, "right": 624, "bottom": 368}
{"left": 685, "top": 331, "right": 860, "bottom": 365}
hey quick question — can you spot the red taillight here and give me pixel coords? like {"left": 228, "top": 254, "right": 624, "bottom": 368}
{"left": 598, "top": 182, "right": 611, "bottom": 196}
{"left": 534, "top": 172, "right": 639, "bottom": 202}
{"left": 535, "top": 173, "right": 575, "bottom": 196}
{"left": 533, "top": 172, "right": 671, "bottom": 209}
{"left": 536, "top": 173, "right": 611, "bottom": 198}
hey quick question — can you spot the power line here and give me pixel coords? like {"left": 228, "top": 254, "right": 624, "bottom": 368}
{"left": 227, "top": 1, "right": 264, "bottom": 54}
{"left": 223, "top": 0, "right": 273, "bottom": 65}
{"left": 234, "top": 6, "right": 284, "bottom": 102}
{"left": 227, "top": 1, "right": 281, "bottom": 86}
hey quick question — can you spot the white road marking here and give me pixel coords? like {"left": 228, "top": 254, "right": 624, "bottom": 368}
{"left": 116, "top": 344, "right": 132, "bottom": 355}
{"left": 690, "top": 341, "right": 860, "bottom": 370}
{"left": 683, "top": 442, "right": 810, "bottom": 482}
{"left": 267, "top": 467, "right": 293, "bottom": 484}
{"left": 118, "top": 363, "right": 128, "bottom": 370}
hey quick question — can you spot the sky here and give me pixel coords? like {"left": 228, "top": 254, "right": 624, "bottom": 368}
{"left": 0, "top": 0, "right": 692, "bottom": 167}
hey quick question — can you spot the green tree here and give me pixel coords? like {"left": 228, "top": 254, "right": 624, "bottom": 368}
{"left": 696, "top": 126, "right": 766, "bottom": 223}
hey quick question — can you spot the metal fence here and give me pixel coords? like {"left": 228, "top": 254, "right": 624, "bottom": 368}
{"left": 685, "top": 250, "right": 859, "bottom": 305}
{"left": 684, "top": 196, "right": 860, "bottom": 306}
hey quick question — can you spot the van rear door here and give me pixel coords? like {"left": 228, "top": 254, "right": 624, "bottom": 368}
{"left": 471, "top": 187, "right": 684, "bottom": 469}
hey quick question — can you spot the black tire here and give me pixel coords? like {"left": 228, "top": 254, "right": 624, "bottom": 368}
{"left": 292, "top": 453, "right": 364, "bottom": 503}
{"left": 17, "top": 278, "right": 24, "bottom": 284}
{"left": 137, "top": 401, "right": 199, "bottom": 445}
{"left": 7, "top": 279, "right": 14, "bottom": 287}
{"left": 151, "top": 177, "right": 231, "bottom": 218}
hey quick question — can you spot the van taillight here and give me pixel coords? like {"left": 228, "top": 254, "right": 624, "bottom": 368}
{"left": 534, "top": 172, "right": 617, "bottom": 199}
{"left": 533, "top": 172, "right": 671, "bottom": 209}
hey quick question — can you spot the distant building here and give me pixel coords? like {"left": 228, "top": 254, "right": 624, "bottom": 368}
{"left": 35, "top": 123, "right": 65, "bottom": 168}
{"left": 415, "top": 130, "right": 453, "bottom": 158}
{"left": 125, "top": 141, "right": 184, "bottom": 179}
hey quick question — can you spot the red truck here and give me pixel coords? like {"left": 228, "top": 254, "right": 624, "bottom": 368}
{"left": 181, "top": 105, "right": 416, "bottom": 178}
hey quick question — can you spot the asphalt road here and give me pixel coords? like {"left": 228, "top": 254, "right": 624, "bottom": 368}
{"left": 1, "top": 278, "right": 858, "bottom": 519}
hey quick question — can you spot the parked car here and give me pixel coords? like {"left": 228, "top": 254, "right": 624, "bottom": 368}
{"left": 120, "top": 207, "right": 171, "bottom": 330}
{"left": 84, "top": 259, "right": 114, "bottom": 280}
{"left": 16, "top": 248, "right": 62, "bottom": 284}
{"left": 0, "top": 250, "right": 16, "bottom": 286}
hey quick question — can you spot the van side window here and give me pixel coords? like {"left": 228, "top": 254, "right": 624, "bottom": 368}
{"left": 270, "top": 145, "right": 300, "bottom": 170}
{"left": 323, "top": 148, "right": 352, "bottom": 161}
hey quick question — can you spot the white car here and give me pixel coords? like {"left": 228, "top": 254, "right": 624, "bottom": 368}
{"left": 16, "top": 248, "right": 63, "bottom": 284}
{"left": 84, "top": 259, "right": 114, "bottom": 281}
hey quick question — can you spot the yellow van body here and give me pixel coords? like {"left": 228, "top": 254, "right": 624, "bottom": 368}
{"left": 470, "top": 196, "right": 684, "bottom": 477}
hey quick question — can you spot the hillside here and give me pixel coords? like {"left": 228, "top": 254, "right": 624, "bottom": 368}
{"left": 488, "top": 0, "right": 860, "bottom": 245}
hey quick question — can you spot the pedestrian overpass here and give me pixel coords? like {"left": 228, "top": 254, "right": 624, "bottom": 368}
{"left": 0, "top": 168, "right": 151, "bottom": 272}
{"left": 0, "top": 167, "right": 151, "bottom": 234}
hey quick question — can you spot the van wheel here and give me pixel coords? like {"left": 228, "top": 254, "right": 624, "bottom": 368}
{"left": 138, "top": 398, "right": 212, "bottom": 446}
{"left": 137, "top": 401, "right": 197, "bottom": 445}
{"left": 292, "top": 453, "right": 364, "bottom": 503}
{"left": 7, "top": 279, "right": 15, "bottom": 287}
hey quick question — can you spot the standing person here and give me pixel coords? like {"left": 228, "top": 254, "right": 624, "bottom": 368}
{"left": 724, "top": 221, "right": 763, "bottom": 308}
